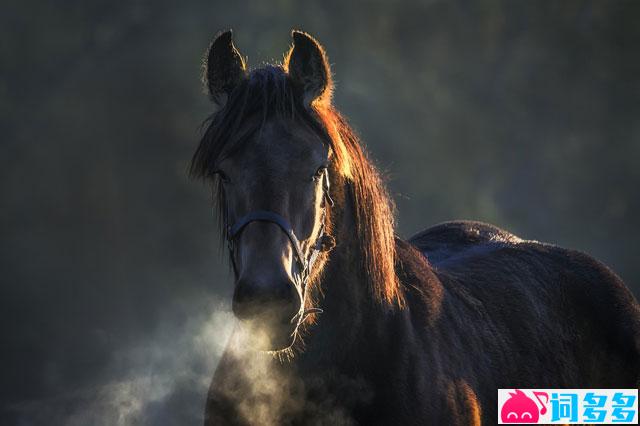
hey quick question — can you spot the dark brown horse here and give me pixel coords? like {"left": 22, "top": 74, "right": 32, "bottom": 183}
{"left": 191, "top": 30, "right": 640, "bottom": 425}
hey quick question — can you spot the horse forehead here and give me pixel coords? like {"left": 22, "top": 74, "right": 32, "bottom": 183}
{"left": 243, "top": 120, "right": 325, "bottom": 171}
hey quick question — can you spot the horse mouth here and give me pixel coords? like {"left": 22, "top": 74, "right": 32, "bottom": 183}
{"left": 237, "top": 315, "right": 298, "bottom": 351}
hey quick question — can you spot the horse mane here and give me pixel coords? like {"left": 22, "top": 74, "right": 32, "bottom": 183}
{"left": 190, "top": 65, "right": 404, "bottom": 308}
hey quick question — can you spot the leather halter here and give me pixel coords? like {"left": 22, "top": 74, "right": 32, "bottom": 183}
{"left": 225, "top": 170, "right": 334, "bottom": 288}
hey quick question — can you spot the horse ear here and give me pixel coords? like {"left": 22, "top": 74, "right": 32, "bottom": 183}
{"left": 284, "top": 30, "right": 333, "bottom": 108}
{"left": 203, "top": 30, "right": 247, "bottom": 109}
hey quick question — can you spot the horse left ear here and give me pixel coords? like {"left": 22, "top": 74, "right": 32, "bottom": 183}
{"left": 284, "top": 30, "right": 333, "bottom": 108}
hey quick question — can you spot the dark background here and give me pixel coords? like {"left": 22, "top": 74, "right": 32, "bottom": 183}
{"left": 1, "top": 1, "right": 639, "bottom": 424}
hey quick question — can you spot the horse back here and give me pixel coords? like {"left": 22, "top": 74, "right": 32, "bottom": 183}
{"left": 408, "top": 220, "right": 523, "bottom": 266}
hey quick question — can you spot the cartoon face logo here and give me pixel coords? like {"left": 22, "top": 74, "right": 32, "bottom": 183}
{"left": 500, "top": 389, "right": 548, "bottom": 423}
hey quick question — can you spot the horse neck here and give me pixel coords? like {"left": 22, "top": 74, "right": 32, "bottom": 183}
{"left": 299, "top": 188, "right": 397, "bottom": 366}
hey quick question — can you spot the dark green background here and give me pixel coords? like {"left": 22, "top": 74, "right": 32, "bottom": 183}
{"left": 1, "top": 1, "right": 638, "bottom": 424}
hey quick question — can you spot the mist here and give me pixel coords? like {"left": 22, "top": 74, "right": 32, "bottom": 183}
{"left": 6, "top": 297, "right": 234, "bottom": 425}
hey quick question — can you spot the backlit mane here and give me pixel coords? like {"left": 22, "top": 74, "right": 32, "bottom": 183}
{"left": 190, "top": 65, "right": 404, "bottom": 308}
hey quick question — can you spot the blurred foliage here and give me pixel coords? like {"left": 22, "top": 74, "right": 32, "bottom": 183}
{"left": 1, "top": 0, "right": 639, "bottom": 421}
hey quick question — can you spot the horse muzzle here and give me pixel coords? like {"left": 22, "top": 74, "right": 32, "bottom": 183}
{"left": 232, "top": 275, "right": 302, "bottom": 350}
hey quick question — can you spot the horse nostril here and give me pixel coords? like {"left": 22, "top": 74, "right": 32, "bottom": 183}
{"left": 232, "top": 276, "right": 301, "bottom": 321}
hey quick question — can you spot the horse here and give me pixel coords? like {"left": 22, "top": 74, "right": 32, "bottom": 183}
{"left": 191, "top": 30, "right": 640, "bottom": 425}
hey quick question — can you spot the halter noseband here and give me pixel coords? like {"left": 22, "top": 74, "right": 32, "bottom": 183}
{"left": 225, "top": 170, "right": 334, "bottom": 289}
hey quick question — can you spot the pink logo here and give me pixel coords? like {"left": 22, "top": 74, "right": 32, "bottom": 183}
{"left": 500, "top": 389, "right": 548, "bottom": 423}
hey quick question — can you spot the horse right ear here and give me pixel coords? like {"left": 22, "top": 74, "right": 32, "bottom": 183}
{"left": 284, "top": 30, "right": 333, "bottom": 108}
{"left": 203, "top": 30, "right": 247, "bottom": 109}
